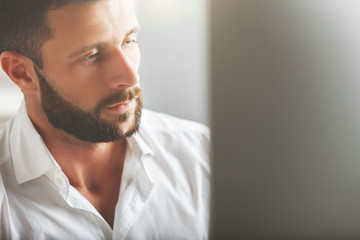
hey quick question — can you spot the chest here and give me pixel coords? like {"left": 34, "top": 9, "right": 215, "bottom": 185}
{"left": 3, "top": 170, "right": 208, "bottom": 240}
{"left": 74, "top": 176, "right": 122, "bottom": 228}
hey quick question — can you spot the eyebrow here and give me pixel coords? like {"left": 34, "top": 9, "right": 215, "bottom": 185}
{"left": 126, "top": 26, "right": 141, "bottom": 38}
{"left": 67, "top": 26, "right": 141, "bottom": 59}
{"left": 67, "top": 42, "right": 107, "bottom": 59}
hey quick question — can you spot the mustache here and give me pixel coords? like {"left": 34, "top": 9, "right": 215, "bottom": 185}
{"left": 95, "top": 87, "right": 142, "bottom": 114}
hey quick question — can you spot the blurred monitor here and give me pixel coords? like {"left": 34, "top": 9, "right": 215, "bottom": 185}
{"left": 210, "top": 1, "right": 360, "bottom": 239}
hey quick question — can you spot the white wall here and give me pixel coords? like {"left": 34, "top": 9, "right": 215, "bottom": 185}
{"left": 136, "top": 0, "right": 208, "bottom": 124}
{"left": 0, "top": 69, "right": 23, "bottom": 123}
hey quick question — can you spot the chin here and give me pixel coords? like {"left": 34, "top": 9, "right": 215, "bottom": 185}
{"left": 117, "top": 115, "right": 136, "bottom": 131}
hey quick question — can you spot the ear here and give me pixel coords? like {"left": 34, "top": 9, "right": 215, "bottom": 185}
{"left": 0, "top": 51, "right": 38, "bottom": 92}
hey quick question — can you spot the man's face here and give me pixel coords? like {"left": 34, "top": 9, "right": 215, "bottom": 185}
{"left": 37, "top": 0, "right": 142, "bottom": 142}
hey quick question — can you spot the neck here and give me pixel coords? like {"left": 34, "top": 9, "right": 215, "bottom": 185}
{"left": 27, "top": 102, "right": 127, "bottom": 188}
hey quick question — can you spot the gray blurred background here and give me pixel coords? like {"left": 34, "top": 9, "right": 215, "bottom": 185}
{"left": 210, "top": 0, "right": 360, "bottom": 239}
{"left": 0, "top": 0, "right": 208, "bottom": 125}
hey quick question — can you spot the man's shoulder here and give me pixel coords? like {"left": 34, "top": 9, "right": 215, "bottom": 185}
{"left": 140, "top": 109, "right": 209, "bottom": 136}
{"left": 137, "top": 109, "right": 210, "bottom": 164}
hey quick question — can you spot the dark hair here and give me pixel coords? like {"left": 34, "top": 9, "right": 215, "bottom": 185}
{"left": 0, "top": 0, "right": 100, "bottom": 68}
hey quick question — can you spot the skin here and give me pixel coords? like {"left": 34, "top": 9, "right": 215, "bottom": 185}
{"left": 0, "top": 0, "right": 141, "bottom": 228}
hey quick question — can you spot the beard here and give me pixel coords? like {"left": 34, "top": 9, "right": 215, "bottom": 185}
{"left": 35, "top": 69, "right": 143, "bottom": 143}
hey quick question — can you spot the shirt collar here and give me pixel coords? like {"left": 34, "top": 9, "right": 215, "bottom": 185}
{"left": 10, "top": 101, "right": 55, "bottom": 184}
{"left": 128, "top": 130, "right": 154, "bottom": 159}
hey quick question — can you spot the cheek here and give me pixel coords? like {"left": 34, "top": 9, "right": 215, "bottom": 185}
{"left": 128, "top": 48, "right": 141, "bottom": 70}
{"left": 75, "top": 86, "right": 106, "bottom": 110}
{"left": 135, "top": 47, "right": 141, "bottom": 63}
{"left": 53, "top": 75, "right": 104, "bottom": 111}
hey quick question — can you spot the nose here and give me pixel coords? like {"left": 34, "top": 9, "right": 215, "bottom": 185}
{"left": 105, "top": 47, "right": 140, "bottom": 89}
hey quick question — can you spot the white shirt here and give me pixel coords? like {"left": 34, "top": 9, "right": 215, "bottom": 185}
{"left": 0, "top": 102, "right": 210, "bottom": 240}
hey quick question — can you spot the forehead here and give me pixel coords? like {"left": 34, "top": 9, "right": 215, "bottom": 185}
{"left": 43, "top": 0, "right": 138, "bottom": 53}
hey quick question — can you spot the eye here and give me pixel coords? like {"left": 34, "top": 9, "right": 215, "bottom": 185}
{"left": 123, "top": 39, "right": 138, "bottom": 48}
{"left": 83, "top": 52, "right": 99, "bottom": 62}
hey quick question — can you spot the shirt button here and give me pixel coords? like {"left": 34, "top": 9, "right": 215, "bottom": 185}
{"left": 55, "top": 178, "right": 64, "bottom": 187}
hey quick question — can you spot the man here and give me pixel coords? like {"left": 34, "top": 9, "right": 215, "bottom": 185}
{"left": 0, "top": 0, "right": 210, "bottom": 239}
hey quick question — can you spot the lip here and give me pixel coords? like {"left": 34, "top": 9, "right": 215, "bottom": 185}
{"left": 104, "top": 99, "right": 135, "bottom": 113}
